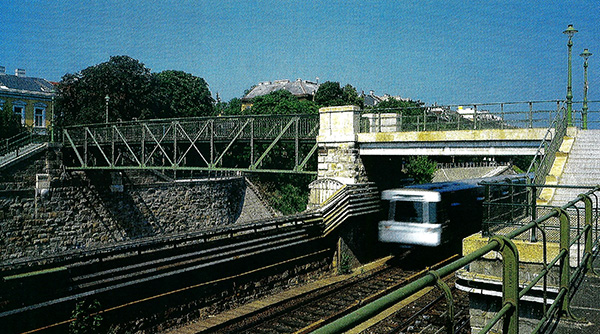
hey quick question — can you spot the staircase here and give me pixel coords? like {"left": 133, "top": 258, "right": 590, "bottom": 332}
{"left": 0, "top": 133, "right": 47, "bottom": 169}
{"left": 549, "top": 129, "right": 600, "bottom": 206}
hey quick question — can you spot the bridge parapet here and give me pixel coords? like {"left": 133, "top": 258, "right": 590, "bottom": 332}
{"left": 359, "top": 100, "right": 566, "bottom": 133}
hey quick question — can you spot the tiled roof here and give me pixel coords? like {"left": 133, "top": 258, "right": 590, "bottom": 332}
{"left": 0, "top": 74, "right": 55, "bottom": 96}
{"left": 242, "top": 79, "right": 319, "bottom": 101}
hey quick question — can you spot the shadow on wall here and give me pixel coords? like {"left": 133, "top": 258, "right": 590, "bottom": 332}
{"left": 86, "top": 171, "right": 156, "bottom": 240}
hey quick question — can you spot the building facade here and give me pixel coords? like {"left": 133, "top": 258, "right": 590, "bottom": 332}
{"left": 0, "top": 67, "right": 56, "bottom": 135}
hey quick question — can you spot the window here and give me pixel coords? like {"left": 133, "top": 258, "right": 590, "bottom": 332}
{"left": 13, "top": 105, "right": 25, "bottom": 125}
{"left": 393, "top": 201, "right": 437, "bottom": 223}
{"left": 34, "top": 108, "right": 45, "bottom": 127}
{"left": 33, "top": 103, "right": 47, "bottom": 128}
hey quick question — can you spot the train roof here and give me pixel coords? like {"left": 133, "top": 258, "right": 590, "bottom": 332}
{"left": 381, "top": 188, "right": 442, "bottom": 201}
{"left": 387, "top": 174, "right": 530, "bottom": 195}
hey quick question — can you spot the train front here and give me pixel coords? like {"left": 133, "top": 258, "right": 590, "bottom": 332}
{"left": 378, "top": 189, "right": 443, "bottom": 247}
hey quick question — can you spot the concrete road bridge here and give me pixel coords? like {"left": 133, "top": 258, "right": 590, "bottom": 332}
{"left": 56, "top": 100, "right": 568, "bottom": 177}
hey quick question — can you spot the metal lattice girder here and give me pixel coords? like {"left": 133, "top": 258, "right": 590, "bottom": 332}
{"left": 62, "top": 114, "right": 319, "bottom": 174}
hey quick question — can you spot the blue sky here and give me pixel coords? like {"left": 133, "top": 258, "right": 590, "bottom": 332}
{"left": 2, "top": 1, "right": 599, "bottom": 105}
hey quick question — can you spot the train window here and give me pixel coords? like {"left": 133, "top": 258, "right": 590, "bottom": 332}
{"left": 394, "top": 201, "right": 421, "bottom": 222}
{"left": 393, "top": 201, "right": 437, "bottom": 223}
{"left": 428, "top": 202, "right": 437, "bottom": 223}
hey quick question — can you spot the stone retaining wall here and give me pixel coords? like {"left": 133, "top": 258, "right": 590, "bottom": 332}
{"left": 0, "top": 149, "right": 246, "bottom": 261}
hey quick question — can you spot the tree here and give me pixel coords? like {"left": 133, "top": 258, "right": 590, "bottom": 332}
{"left": 56, "top": 56, "right": 157, "bottom": 126}
{"left": 250, "top": 90, "right": 319, "bottom": 115}
{"left": 216, "top": 97, "right": 242, "bottom": 116}
{"left": 0, "top": 107, "right": 21, "bottom": 139}
{"left": 56, "top": 56, "right": 215, "bottom": 126}
{"left": 314, "top": 81, "right": 363, "bottom": 107}
{"left": 154, "top": 70, "right": 214, "bottom": 118}
{"left": 405, "top": 156, "right": 437, "bottom": 184}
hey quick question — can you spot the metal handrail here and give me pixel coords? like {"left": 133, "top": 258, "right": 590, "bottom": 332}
{"left": 526, "top": 104, "right": 568, "bottom": 188}
{"left": 311, "top": 186, "right": 600, "bottom": 334}
{"left": 360, "top": 100, "right": 567, "bottom": 133}
{"left": 1, "top": 132, "right": 47, "bottom": 157}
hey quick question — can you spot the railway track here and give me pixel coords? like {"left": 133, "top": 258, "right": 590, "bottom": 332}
{"left": 0, "top": 219, "right": 325, "bottom": 333}
{"left": 195, "top": 253, "right": 460, "bottom": 334}
{"left": 363, "top": 275, "right": 471, "bottom": 334}
{"left": 1, "top": 183, "right": 380, "bottom": 333}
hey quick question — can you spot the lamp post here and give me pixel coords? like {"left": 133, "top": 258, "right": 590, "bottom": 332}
{"left": 50, "top": 96, "right": 54, "bottom": 143}
{"left": 563, "top": 24, "right": 578, "bottom": 126}
{"left": 105, "top": 94, "right": 110, "bottom": 124}
{"left": 580, "top": 48, "right": 592, "bottom": 129}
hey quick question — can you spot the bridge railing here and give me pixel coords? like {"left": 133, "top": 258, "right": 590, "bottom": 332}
{"left": 360, "top": 100, "right": 566, "bottom": 133}
{"left": 60, "top": 114, "right": 320, "bottom": 173}
{"left": 526, "top": 104, "right": 568, "bottom": 187}
{"left": 570, "top": 100, "right": 600, "bottom": 129}
{"left": 1, "top": 131, "right": 47, "bottom": 158}
{"left": 311, "top": 186, "right": 600, "bottom": 334}
{"left": 61, "top": 114, "right": 320, "bottom": 145}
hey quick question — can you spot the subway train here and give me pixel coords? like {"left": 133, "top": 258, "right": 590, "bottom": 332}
{"left": 378, "top": 174, "right": 529, "bottom": 247}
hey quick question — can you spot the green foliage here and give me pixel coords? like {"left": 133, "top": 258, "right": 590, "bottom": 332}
{"left": 0, "top": 106, "right": 21, "bottom": 139}
{"left": 510, "top": 156, "right": 533, "bottom": 173}
{"left": 314, "top": 81, "right": 363, "bottom": 107}
{"left": 369, "top": 98, "right": 425, "bottom": 116}
{"left": 249, "top": 90, "right": 319, "bottom": 115}
{"left": 56, "top": 56, "right": 214, "bottom": 126}
{"left": 57, "top": 56, "right": 155, "bottom": 126}
{"left": 70, "top": 300, "right": 103, "bottom": 334}
{"left": 405, "top": 156, "right": 437, "bottom": 184}
{"left": 338, "top": 252, "right": 353, "bottom": 274}
{"left": 256, "top": 174, "right": 315, "bottom": 215}
{"left": 216, "top": 97, "right": 242, "bottom": 116}
{"left": 154, "top": 70, "right": 214, "bottom": 118}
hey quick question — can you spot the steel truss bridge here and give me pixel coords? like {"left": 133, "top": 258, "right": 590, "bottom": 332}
{"left": 61, "top": 115, "right": 319, "bottom": 174}
{"left": 59, "top": 100, "right": 599, "bottom": 174}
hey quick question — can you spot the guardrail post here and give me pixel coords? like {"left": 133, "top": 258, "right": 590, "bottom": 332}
{"left": 579, "top": 194, "right": 596, "bottom": 274}
{"left": 429, "top": 271, "right": 455, "bottom": 334}
{"left": 530, "top": 186, "right": 538, "bottom": 242}
{"left": 491, "top": 235, "right": 519, "bottom": 334}
{"left": 555, "top": 207, "right": 578, "bottom": 320}
{"left": 529, "top": 102, "right": 533, "bottom": 128}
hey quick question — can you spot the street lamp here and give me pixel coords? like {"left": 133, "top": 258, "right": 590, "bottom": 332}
{"left": 563, "top": 24, "right": 578, "bottom": 126}
{"left": 580, "top": 48, "right": 592, "bottom": 129}
{"left": 105, "top": 94, "right": 110, "bottom": 124}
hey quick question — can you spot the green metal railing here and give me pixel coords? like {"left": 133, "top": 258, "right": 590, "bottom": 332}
{"left": 1, "top": 132, "right": 48, "bottom": 160}
{"left": 311, "top": 186, "right": 600, "bottom": 334}
{"left": 61, "top": 114, "right": 320, "bottom": 174}
{"left": 360, "top": 100, "right": 566, "bottom": 133}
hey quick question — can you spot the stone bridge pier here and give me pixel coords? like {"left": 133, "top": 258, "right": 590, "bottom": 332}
{"left": 309, "top": 106, "right": 381, "bottom": 273}
{"left": 315, "top": 105, "right": 367, "bottom": 185}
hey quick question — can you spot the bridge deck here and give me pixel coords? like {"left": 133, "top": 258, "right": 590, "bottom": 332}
{"left": 358, "top": 128, "right": 551, "bottom": 156}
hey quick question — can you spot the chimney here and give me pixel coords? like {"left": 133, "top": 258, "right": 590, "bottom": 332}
{"left": 15, "top": 68, "right": 26, "bottom": 77}
{"left": 0, "top": 66, "right": 5, "bottom": 74}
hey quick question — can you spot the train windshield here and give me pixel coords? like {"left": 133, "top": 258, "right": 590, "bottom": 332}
{"left": 390, "top": 201, "right": 437, "bottom": 223}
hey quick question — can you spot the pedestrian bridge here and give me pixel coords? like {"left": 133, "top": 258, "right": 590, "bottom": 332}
{"left": 58, "top": 101, "right": 566, "bottom": 175}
